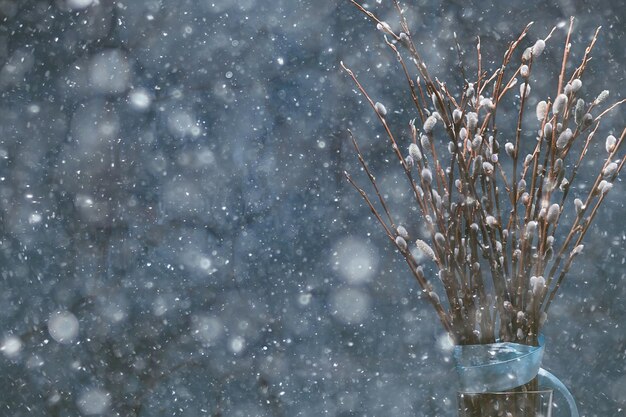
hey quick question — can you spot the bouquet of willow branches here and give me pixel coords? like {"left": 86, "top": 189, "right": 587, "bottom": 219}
{"left": 342, "top": 0, "right": 625, "bottom": 352}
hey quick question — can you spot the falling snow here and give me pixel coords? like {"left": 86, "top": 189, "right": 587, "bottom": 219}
{"left": 0, "top": 1, "right": 624, "bottom": 416}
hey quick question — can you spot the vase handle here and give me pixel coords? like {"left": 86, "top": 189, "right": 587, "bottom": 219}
{"left": 538, "top": 368, "right": 579, "bottom": 417}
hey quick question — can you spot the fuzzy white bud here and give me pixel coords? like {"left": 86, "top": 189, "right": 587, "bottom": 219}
{"left": 520, "top": 65, "right": 529, "bottom": 78}
{"left": 574, "top": 198, "right": 585, "bottom": 215}
{"left": 546, "top": 203, "right": 560, "bottom": 224}
{"left": 471, "top": 135, "right": 482, "bottom": 152}
{"left": 519, "top": 83, "right": 531, "bottom": 98}
{"left": 376, "top": 21, "right": 392, "bottom": 33}
{"left": 605, "top": 135, "right": 617, "bottom": 153}
{"left": 415, "top": 239, "right": 436, "bottom": 261}
{"left": 599, "top": 180, "right": 613, "bottom": 194}
{"left": 397, "top": 225, "right": 409, "bottom": 239}
{"left": 374, "top": 102, "right": 387, "bottom": 116}
{"left": 420, "top": 134, "right": 431, "bottom": 149}
{"left": 536, "top": 101, "right": 548, "bottom": 120}
{"left": 480, "top": 97, "right": 494, "bottom": 109}
{"left": 505, "top": 142, "right": 515, "bottom": 157}
{"left": 594, "top": 90, "right": 609, "bottom": 105}
{"left": 421, "top": 167, "right": 433, "bottom": 185}
{"left": 434, "top": 232, "right": 446, "bottom": 248}
{"left": 459, "top": 127, "right": 468, "bottom": 141}
{"left": 530, "top": 275, "right": 545, "bottom": 295}
{"left": 532, "top": 39, "right": 545, "bottom": 58}
{"left": 452, "top": 108, "right": 462, "bottom": 124}
{"left": 553, "top": 94, "right": 568, "bottom": 115}
{"left": 556, "top": 128, "right": 573, "bottom": 150}
{"left": 543, "top": 123, "right": 553, "bottom": 140}
{"left": 472, "top": 156, "right": 482, "bottom": 177}
{"left": 572, "top": 244, "right": 584, "bottom": 255}
{"left": 466, "top": 112, "right": 478, "bottom": 131}
{"left": 574, "top": 98, "right": 585, "bottom": 125}
{"left": 524, "top": 154, "right": 533, "bottom": 165}
{"left": 603, "top": 162, "right": 618, "bottom": 177}
{"left": 408, "top": 143, "right": 422, "bottom": 162}
{"left": 423, "top": 115, "right": 437, "bottom": 133}
{"left": 570, "top": 78, "right": 582, "bottom": 93}
{"left": 395, "top": 235, "right": 407, "bottom": 250}
{"left": 431, "top": 93, "right": 446, "bottom": 116}
{"left": 564, "top": 83, "right": 573, "bottom": 96}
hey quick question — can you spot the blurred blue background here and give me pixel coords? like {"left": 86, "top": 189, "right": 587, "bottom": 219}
{"left": 0, "top": 0, "right": 624, "bottom": 416}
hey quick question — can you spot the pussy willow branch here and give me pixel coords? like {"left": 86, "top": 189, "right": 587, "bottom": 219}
{"left": 542, "top": 127, "right": 626, "bottom": 313}
{"left": 348, "top": 130, "right": 397, "bottom": 231}
{"left": 343, "top": 0, "right": 624, "bottom": 345}
{"left": 343, "top": 151, "right": 455, "bottom": 336}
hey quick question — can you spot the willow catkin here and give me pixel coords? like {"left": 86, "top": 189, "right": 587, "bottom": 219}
{"left": 424, "top": 115, "right": 437, "bottom": 133}
{"left": 415, "top": 240, "right": 436, "bottom": 261}
{"left": 421, "top": 167, "right": 433, "bottom": 185}
{"left": 556, "top": 128, "right": 573, "bottom": 149}
{"left": 409, "top": 143, "right": 422, "bottom": 161}
{"left": 543, "top": 122, "right": 553, "bottom": 139}
{"left": 397, "top": 225, "right": 409, "bottom": 239}
{"left": 574, "top": 198, "right": 585, "bottom": 215}
{"left": 536, "top": 101, "right": 548, "bottom": 120}
{"left": 374, "top": 101, "right": 387, "bottom": 116}
{"left": 594, "top": 90, "right": 609, "bottom": 105}
{"left": 434, "top": 232, "right": 446, "bottom": 248}
{"left": 553, "top": 94, "right": 568, "bottom": 115}
{"left": 452, "top": 108, "right": 462, "bottom": 124}
{"left": 525, "top": 221, "right": 538, "bottom": 239}
{"left": 466, "top": 112, "right": 478, "bottom": 131}
{"left": 599, "top": 180, "right": 613, "bottom": 194}
{"left": 546, "top": 203, "right": 560, "bottom": 224}
{"left": 603, "top": 162, "right": 618, "bottom": 177}
{"left": 395, "top": 235, "right": 407, "bottom": 250}
{"left": 570, "top": 78, "right": 582, "bottom": 92}
{"left": 505, "top": 142, "right": 515, "bottom": 157}
{"left": 532, "top": 39, "right": 545, "bottom": 57}
{"left": 376, "top": 21, "right": 392, "bottom": 33}
{"left": 519, "top": 83, "right": 531, "bottom": 98}
{"left": 520, "top": 65, "right": 529, "bottom": 78}
{"left": 606, "top": 135, "right": 617, "bottom": 153}
{"left": 574, "top": 99, "right": 585, "bottom": 125}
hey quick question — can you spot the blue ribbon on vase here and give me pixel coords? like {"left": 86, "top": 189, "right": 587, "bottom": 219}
{"left": 453, "top": 335, "right": 579, "bottom": 417}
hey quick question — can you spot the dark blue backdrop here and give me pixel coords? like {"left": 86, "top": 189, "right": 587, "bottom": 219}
{"left": 0, "top": 0, "right": 624, "bottom": 416}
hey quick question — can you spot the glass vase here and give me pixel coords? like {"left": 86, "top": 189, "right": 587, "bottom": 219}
{"left": 457, "top": 390, "right": 553, "bottom": 417}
